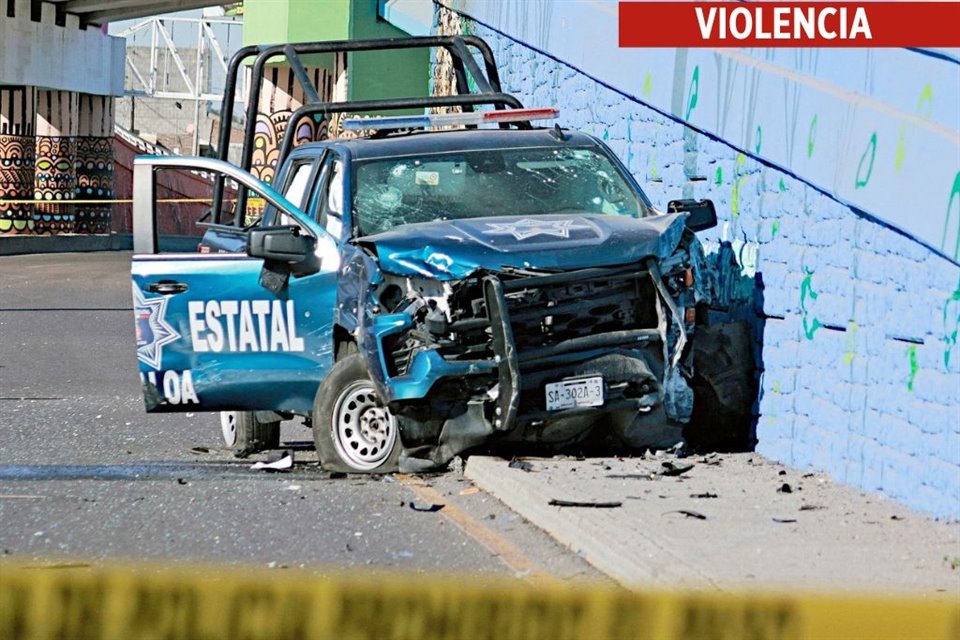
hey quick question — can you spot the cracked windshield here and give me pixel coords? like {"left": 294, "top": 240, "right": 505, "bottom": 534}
{"left": 353, "top": 146, "right": 650, "bottom": 235}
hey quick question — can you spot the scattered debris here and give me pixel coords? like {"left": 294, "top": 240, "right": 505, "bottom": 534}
{"left": 327, "top": 471, "right": 347, "bottom": 480}
{"left": 176, "top": 478, "right": 189, "bottom": 485}
{"left": 459, "top": 487, "right": 480, "bottom": 496}
{"left": 799, "top": 504, "right": 825, "bottom": 511}
{"left": 777, "top": 483, "right": 793, "bottom": 494}
{"left": 690, "top": 492, "right": 718, "bottom": 499}
{"left": 802, "top": 473, "right": 816, "bottom": 478}
{"left": 508, "top": 457, "right": 534, "bottom": 472}
{"left": 189, "top": 447, "right": 210, "bottom": 455}
{"left": 549, "top": 499, "right": 623, "bottom": 508}
{"left": 778, "top": 470, "right": 787, "bottom": 476}
{"left": 409, "top": 502, "right": 445, "bottom": 513}
{"left": 450, "top": 456, "right": 465, "bottom": 475}
{"left": 251, "top": 450, "right": 294, "bottom": 472}
{"left": 285, "top": 484, "right": 302, "bottom": 491}
{"left": 699, "top": 453, "right": 721, "bottom": 465}
{"left": 607, "top": 473, "right": 656, "bottom": 480}
{"left": 660, "top": 461, "right": 694, "bottom": 477}
{"left": 382, "top": 474, "right": 397, "bottom": 484}
{"left": 666, "top": 509, "right": 707, "bottom": 520}
{"left": 890, "top": 515, "right": 904, "bottom": 521}
{"left": 772, "top": 517, "right": 798, "bottom": 524}
{"left": 266, "top": 561, "right": 289, "bottom": 569}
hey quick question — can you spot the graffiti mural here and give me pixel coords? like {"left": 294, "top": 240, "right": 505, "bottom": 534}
{"left": 75, "top": 95, "right": 115, "bottom": 234}
{"left": 0, "top": 86, "right": 35, "bottom": 235}
{"left": 34, "top": 90, "right": 78, "bottom": 235}
{"left": 74, "top": 137, "right": 114, "bottom": 233}
{"left": 33, "top": 136, "right": 76, "bottom": 233}
{"left": 250, "top": 55, "right": 347, "bottom": 188}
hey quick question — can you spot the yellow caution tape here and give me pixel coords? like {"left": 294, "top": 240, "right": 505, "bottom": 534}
{"left": 0, "top": 198, "right": 237, "bottom": 205}
{"left": 0, "top": 562, "right": 957, "bottom": 640}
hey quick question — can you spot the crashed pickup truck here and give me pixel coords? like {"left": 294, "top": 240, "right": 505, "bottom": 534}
{"left": 132, "top": 109, "right": 718, "bottom": 472}
{"left": 131, "top": 37, "right": 726, "bottom": 473}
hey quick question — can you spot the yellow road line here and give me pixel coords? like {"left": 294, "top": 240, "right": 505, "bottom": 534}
{"left": 396, "top": 473, "right": 554, "bottom": 584}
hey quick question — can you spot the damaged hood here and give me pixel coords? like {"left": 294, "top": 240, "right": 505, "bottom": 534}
{"left": 361, "top": 212, "right": 689, "bottom": 280}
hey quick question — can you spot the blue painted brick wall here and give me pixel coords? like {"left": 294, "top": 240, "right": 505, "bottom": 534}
{"left": 446, "top": 15, "right": 960, "bottom": 518}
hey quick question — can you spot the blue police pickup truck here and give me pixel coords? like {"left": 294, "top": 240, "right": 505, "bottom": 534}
{"left": 131, "top": 37, "right": 734, "bottom": 473}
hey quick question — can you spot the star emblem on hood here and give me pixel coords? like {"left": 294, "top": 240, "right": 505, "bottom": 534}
{"left": 133, "top": 284, "right": 181, "bottom": 370}
{"left": 482, "top": 218, "right": 593, "bottom": 241}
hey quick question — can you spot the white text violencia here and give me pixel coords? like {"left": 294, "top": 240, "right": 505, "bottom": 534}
{"left": 695, "top": 6, "right": 872, "bottom": 41}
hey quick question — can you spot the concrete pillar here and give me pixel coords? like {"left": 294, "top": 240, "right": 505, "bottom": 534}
{"left": 75, "top": 95, "right": 115, "bottom": 234}
{"left": 34, "top": 89, "right": 79, "bottom": 234}
{"left": 0, "top": 86, "right": 36, "bottom": 235}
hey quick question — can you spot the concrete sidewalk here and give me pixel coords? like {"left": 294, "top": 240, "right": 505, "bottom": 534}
{"left": 465, "top": 453, "right": 960, "bottom": 594}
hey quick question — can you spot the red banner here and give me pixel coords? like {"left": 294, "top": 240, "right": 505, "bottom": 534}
{"left": 619, "top": 2, "right": 960, "bottom": 47}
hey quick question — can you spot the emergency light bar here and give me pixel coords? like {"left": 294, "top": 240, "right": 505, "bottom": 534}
{"left": 341, "top": 107, "right": 560, "bottom": 132}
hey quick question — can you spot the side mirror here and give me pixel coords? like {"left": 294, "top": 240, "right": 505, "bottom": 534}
{"left": 668, "top": 199, "right": 718, "bottom": 232}
{"left": 248, "top": 225, "right": 316, "bottom": 263}
{"left": 248, "top": 226, "right": 319, "bottom": 293}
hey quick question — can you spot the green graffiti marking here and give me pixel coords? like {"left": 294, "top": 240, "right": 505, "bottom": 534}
{"left": 755, "top": 126, "right": 762, "bottom": 155}
{"left": 778, "top": 178, "right": 787, "bottom": 192}
{"left": 855, "top": 132, "right": 877, "bottom": 189}
{"left": 894, "top": 129, "right": 907, "bottom": 172}
{"left": 895, "top": 84, "right": 934, "bottom": 172}
{"left": 602, "top": 129, "right": 609, "bottom": 141}
{"left": 917, "top": 83, "right": 934, "bottom": 115}
{"left": 771, "top": 220, "right": 781, "bottom": 238}
{"left": 731, "top": 153, "right": 747, "bottom": 216}
{"left": 685, "top": 65, "right": 699, "bottom": 121}
{"left": 906, "top": 345, "right": 919, "bottom": 391}
{"left": 800, "top": 267, "right": 822, "bottom": 340}
{"left": 942, "top": 171, "right": 960, "bottom": 261}
{"left": 807, "top": 115, "right": 818, "bottom": 158}
{"left": 765, "top": 380, "right": 781, "bottom": 424}
{"left": 843, "top": 320, "right": 858, "bottom": 365}
{"left": 715, "top": 166, "right": 723, "bottom": 185}
{"left": 943, "top": 281, "right": 960, "bottom": 370}
{"left": 643, "top": 73, "right": 653, "bottom": 98}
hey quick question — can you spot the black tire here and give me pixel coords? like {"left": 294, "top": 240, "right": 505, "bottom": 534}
{"left": 312, "top": 354, "right": 401, "bottom": 473}
{"left": 685, "top": 321, "right": 757, "bottom": 451}
{"left": 220, "top": 411, "right": 281, "bottom": 457}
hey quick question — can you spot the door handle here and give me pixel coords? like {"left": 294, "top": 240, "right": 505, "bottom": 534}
{"left": 147, "top": 281, "right": 189, "bottom": 295}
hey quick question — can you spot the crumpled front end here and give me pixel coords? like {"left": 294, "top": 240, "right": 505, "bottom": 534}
{"left": 360, "top": 227, "right": 707, "bottom": 472}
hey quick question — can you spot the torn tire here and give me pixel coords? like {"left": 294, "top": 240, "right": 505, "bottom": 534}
{"left": 685, "top": 321, "right": 757, "bottom": 451}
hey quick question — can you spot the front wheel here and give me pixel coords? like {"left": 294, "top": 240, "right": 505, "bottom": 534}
{"left": 219, "top": 411, "right": 280, "bottom": 457}
{"left": 312, "top": 354, "right": 400, "bottom": 473}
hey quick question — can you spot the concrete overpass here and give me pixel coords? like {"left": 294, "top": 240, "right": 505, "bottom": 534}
{"left": 0, "top": 0, "right": 225, "bottom": 235}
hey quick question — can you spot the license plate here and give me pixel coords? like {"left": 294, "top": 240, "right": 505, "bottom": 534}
{"left": 545, "top": 376, "right": 604, "bottom": 411}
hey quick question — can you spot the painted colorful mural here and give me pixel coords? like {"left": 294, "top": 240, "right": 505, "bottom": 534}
{"left": 250, "top": 55, "right": 348, "bottom": 187}
{"left": 0, "top": 86, "right": 35, "bottom": 235}
{"left": 75, "top": 95, "right": 115, "bottom": 234}
{"left": 34, "top": 90, "right": 79, "bottom": 234}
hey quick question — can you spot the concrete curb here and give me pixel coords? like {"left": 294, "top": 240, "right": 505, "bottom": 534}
{"left": 464, "top": 456, "right": 704, "bottom": 588}
{"left": 0, "top": 234, "right": 201, "bottom": 256}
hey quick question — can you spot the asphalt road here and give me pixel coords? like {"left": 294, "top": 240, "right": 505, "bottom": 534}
{"left": 0, "top": 251, "right": 604, "bottom": 581}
